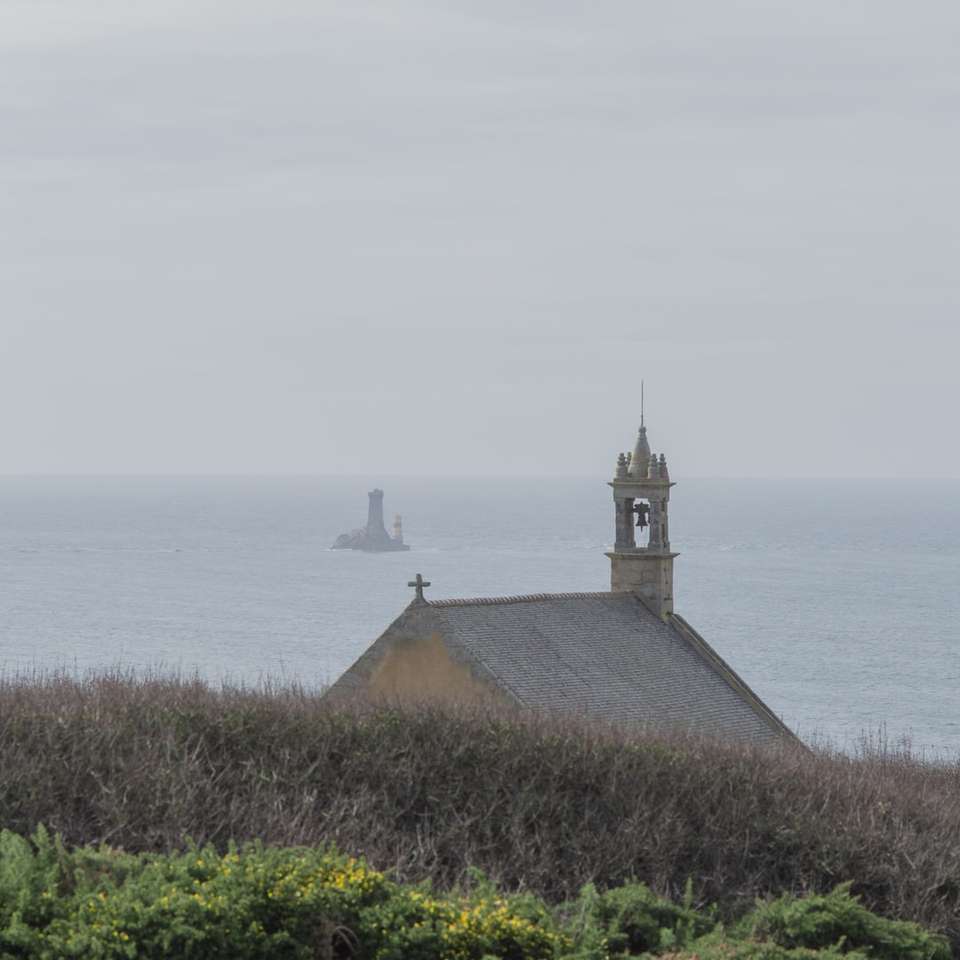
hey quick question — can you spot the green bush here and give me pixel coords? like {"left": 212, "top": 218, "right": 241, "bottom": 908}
{"left": 560, "top": 879, "right": 713, "bottom": 958}
{"left": 556, "top": 880, "right": 950, "bottom": 960}
{"left": 0, "top": 825, "right": 62, "bottom": 955}
{"left": 735, "top": 884, "right": 951, "bottom": 960}
{"left": 655, "top": 939, "right": 856, "bottom": 959}
{"left": 0, "top": 828, "right": 562, "bottom": 959}
{"left": 0, "top": 829, "right": 950, "bottom": 960}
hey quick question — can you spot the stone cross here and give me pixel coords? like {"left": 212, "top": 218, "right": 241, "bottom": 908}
{"left": 407, "top": 573, "right": 431, "bottom": 602}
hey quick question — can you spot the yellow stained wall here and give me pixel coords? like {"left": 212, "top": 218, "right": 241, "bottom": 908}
{"left": 367, "top": 632, "right": 508, "bottom": 707}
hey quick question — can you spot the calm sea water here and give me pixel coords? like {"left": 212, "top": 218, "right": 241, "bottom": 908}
{"left": 0, "top": 476, "right": 957, "bottom": 757}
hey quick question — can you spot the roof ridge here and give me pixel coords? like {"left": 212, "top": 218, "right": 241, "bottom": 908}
{"left": 426, "top": 591, "right": 616, "bottom": 607}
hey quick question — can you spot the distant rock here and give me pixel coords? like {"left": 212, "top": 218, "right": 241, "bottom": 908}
{"left": 331, "top": 489, "right": 410, "bottom": 552}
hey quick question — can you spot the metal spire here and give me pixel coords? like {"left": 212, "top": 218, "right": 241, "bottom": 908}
{"left": 641, "top": 379, "right": 645, "bottom": 428}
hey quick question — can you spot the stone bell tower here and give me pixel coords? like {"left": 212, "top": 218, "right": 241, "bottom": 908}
{"left": 606, "top": 413, "right": 677, "bottom": 619}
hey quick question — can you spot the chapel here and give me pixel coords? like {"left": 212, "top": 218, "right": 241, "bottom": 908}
{"left": 326, "top": 420, "right": 792, "bottom": 743}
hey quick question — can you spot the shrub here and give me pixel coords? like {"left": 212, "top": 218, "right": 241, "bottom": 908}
{"left": 735, "top": 884, "right": 951, "bottom": 960}
{"left": 0, "top": 828, "right": 563, "bottom": 960}
{"left": 656, "top": 940, "right": 856, "bottom": 959}
{"left": 0, "top": 828, "right": 950, "bottom": 960}
{"left": 560, "top": 880, "right": 713, "bottom": 957}
{"left": 0, "top": 675, "right": 958, "bottom": 952}
{"left": 0, "top": 825, "right": 62, "bottom": 955}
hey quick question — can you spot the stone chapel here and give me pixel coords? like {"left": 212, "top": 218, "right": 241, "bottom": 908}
{"left": 326, "top": 420, "right": 792, "bottom": 743}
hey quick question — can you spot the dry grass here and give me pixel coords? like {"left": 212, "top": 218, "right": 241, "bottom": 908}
{"left": 1, "top": 672, "right": 958, "bottom": 949}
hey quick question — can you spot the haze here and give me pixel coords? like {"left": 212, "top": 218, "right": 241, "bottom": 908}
{"left": 3, "top": 1, "right": 958, "bottom": 478}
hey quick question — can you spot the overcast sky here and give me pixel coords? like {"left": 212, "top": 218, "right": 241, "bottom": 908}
{"left": 2, "top": 1, "right": 958, "bottom": 477}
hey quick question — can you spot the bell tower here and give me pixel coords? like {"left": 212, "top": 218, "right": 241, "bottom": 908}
{"left": 605, "top": 402, "right": 677, "bottom": 618}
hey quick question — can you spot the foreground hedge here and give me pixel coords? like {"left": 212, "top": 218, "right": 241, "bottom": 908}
{"left": 2, "top": 677, "right": 959, "bottom": 950}
{"left": 0, "top": 829, "right": 949, "bottom": 959}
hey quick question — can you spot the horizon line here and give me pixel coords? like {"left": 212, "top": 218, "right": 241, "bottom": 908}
{"left": 1, "top": 472, "right": 959, "bottom": 482}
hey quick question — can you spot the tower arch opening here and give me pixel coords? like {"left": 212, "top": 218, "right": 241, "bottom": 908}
{"left": 607, "top": 420, "right": 677, "bottom": 618}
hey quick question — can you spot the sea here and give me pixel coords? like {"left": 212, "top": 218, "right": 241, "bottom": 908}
{"left": 0, "top": 476, "right": 957, "bottom": 759}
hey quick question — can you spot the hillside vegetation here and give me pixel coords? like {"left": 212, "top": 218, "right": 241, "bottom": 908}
{"left": 0, "top": 674, "right": 957, "bottom": 953}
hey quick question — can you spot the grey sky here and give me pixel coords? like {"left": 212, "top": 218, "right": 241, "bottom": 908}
{"left": 2, "top": 1, "right": 958, "bottom": 477}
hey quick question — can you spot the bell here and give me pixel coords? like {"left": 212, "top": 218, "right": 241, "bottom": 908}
{"left": 633, "top": 502, "right": 650, "bottom": 529}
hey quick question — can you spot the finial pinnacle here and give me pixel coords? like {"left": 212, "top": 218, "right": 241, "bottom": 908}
{"left": 641, "top": 379, "right": 645, "bottom": 429}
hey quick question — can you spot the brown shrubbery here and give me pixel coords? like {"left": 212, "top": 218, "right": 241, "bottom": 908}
{"left": 0, "top": 673, "right": 957, "bottom": 951}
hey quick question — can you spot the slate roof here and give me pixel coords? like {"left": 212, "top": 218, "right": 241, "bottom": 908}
{"left": 328, "top": 590, "right": 791, "bottom": 743}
